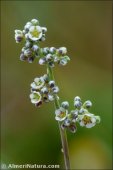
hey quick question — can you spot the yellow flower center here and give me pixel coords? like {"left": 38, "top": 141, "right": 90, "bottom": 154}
{"left": 31, "top": 28, "right": 40, "bottom": 38}
{"left": 83, "top": 115, "right": 92, "bottom": 125}
{"left": 59, "top": 112, "right": 66, "bottom": 118}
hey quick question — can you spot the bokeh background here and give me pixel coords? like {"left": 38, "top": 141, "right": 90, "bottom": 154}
{"left": 1, "top": 1, "right": 112, "bottom": 169}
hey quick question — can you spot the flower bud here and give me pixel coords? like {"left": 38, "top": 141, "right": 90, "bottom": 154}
{"left": 42, "top": 27, "right": 47, "bottom": 33}
{"left": 39, "top": 58, "right": 46, "bottom": 65}
{"left": 15, "top": 30, "right": 24, "bottom": 43}
{"left": 31, "top": 19, "right": 39, "bottom": 25}
{"left": 28, "top": 56, "right": 34, "bottom": 63}
{"left": 25, "top": 33, "right": 29, "bottom": 39}
{"left": 61, "top": 123, "right": 67, "bottom": 130}
{"left": 74, "top": 100, "right": 82, "bottom": 109}
{"left": 21, "top": 47, "right": 26, "bottom": 52}
{"left": 24, "top": 22, "right": 32, "bottom": 32}
{"left": 48, "top": 80, "right": 55, "bottom": 88}
{"left": 68, "top": 124, "right": 77, "bottom": 133}
{"left": 58, "top": 47, "right": 67, "bottom": 55}
{"left": 46, "top": 54, "right": 52, "bottom": 61}
{"left": 25, "top": 41, "right": 33, "bottom": 48}
{"left": 43, "top": 47, "right": 49, "bottom": 55}
{"left": 59, "top": 58, "right": 67, "bottom": 66}
{"left": 79, "top": 108, "right": 88, "bottom": 114}
{"left": 32, "top": 45, "right": 39, "bottom": 52}
{"left": 41, "top": 87, "right": 48, "bottom": 94}
{"left": 40, "top": 36, "right": 46, "bottom": 42}
{"left": 48, "top": 94, "right": 54, "bottom": 101}
{"left": 49, "top": 61, "right": 54, "bottom": 67}
{"left": 54, "top": 56, "right": 59, "bottom": 62}
{"left": 49, "top": 47, "right": 56, "bottom": 54}
{"left": 15, "top": 35, "right": 23, "bottom": 43}
{"left": 52, "top": 86, "right": 59, "bottom": 94}
{"left": 64, "top": 118, "right": 71, "bottom": 126}
{"left": 35, "top": 100, "right": 42, "bottom": 107}
{"left": 20, "top": 53, "right": 27, "bottom": 61}
{"left": 74, "top": 96, "right": 81, "bottom": 101}
{"left": 24, "top": 49, "right": 32, "bottom": 56}
{"left": 43, "top": 74, "right": 49, "bottom": 83}
{"left": 70, "top": 110, "right": 78, "bottom": 122}
{"left": 61, "top": 101, "right": 69, "bottom": 109}
{"left": 83, "top": 100, "right": 92, "bottom": 108}
{"left": 43, "top": 95, "right": 49, "bottom": 102}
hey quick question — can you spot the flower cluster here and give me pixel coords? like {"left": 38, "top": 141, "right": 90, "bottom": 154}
{"left": 39, "top": 47, "right": 70, "bottom": 67}
{"left": 30, "top": 74, "right": 59, "bottom": 107}
{"left": 55, "top": 96, "right": 100, "bottom": 133}
{"left": 14, "top": 19, "right": 47, "bottom": 63}
{"left": 15, "top": 19, "right": 70, "bottom": 66}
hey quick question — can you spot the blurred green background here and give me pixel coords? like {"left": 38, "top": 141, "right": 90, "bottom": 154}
{"left": 1, "top": 1, "right": 112, "bottom": 169}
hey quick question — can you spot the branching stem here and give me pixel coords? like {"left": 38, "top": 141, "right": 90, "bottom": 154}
{"left": 47, "top": 64, "right": 70, "bottom": 170}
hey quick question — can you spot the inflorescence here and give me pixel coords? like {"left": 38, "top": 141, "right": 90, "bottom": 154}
{"left": 15, "top": 19, "right": 70, "bottom": 66}
{"left": 55, "top": 97, "right": 100, "bottom": 133}
{"left": 15, "top": 18, "right": 100, "bottom": 134}
{"left": 30, "top": 74, "right": 59, "bottom": 107}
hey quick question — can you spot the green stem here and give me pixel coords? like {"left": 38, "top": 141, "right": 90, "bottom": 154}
{"left": 47, "top": 64, "right": 71, "bottom": 170}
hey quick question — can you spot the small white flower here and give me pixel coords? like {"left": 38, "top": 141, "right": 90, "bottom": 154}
{"left": 78, "top": 113, "right": 97, "bottom": 128}
{"left": 55, "top": 107, "right": 68, "bottom": 121}
{"left": 31, "top": 77, "right": 45, "bottom": 90}
{"left": 30, "top": 91, "right": 42, "bottom": 104}
{"left": 28, "top": 26, "right": 42, "bottom": 41}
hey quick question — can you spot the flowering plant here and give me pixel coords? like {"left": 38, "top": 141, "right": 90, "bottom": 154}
{"left": 15, "top": 18, "right": 100, "bottom": 170}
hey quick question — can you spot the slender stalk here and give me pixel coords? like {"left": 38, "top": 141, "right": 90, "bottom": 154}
{"left": 47, "top": 64, "right": 71, "bottom": 170}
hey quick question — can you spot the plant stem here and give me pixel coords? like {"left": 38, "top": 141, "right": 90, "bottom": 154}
{"left": 47, "top": 64, "right": 71, "bottom": 170}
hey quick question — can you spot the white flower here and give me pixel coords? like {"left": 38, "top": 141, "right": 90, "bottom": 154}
{"left": 28, "top": 26, "right": 42, "bottom": 41}
{"left": 55, "top": 107, "right": 68, "bottom": 121}
{"left": 30, "top": 91, "right": 42, "bottom": 104}
{"left": 78, "top": 113, "right": 98, "bottom": 128}
{"left": 31, "top": 77, "right": 45, "bottom": 90}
